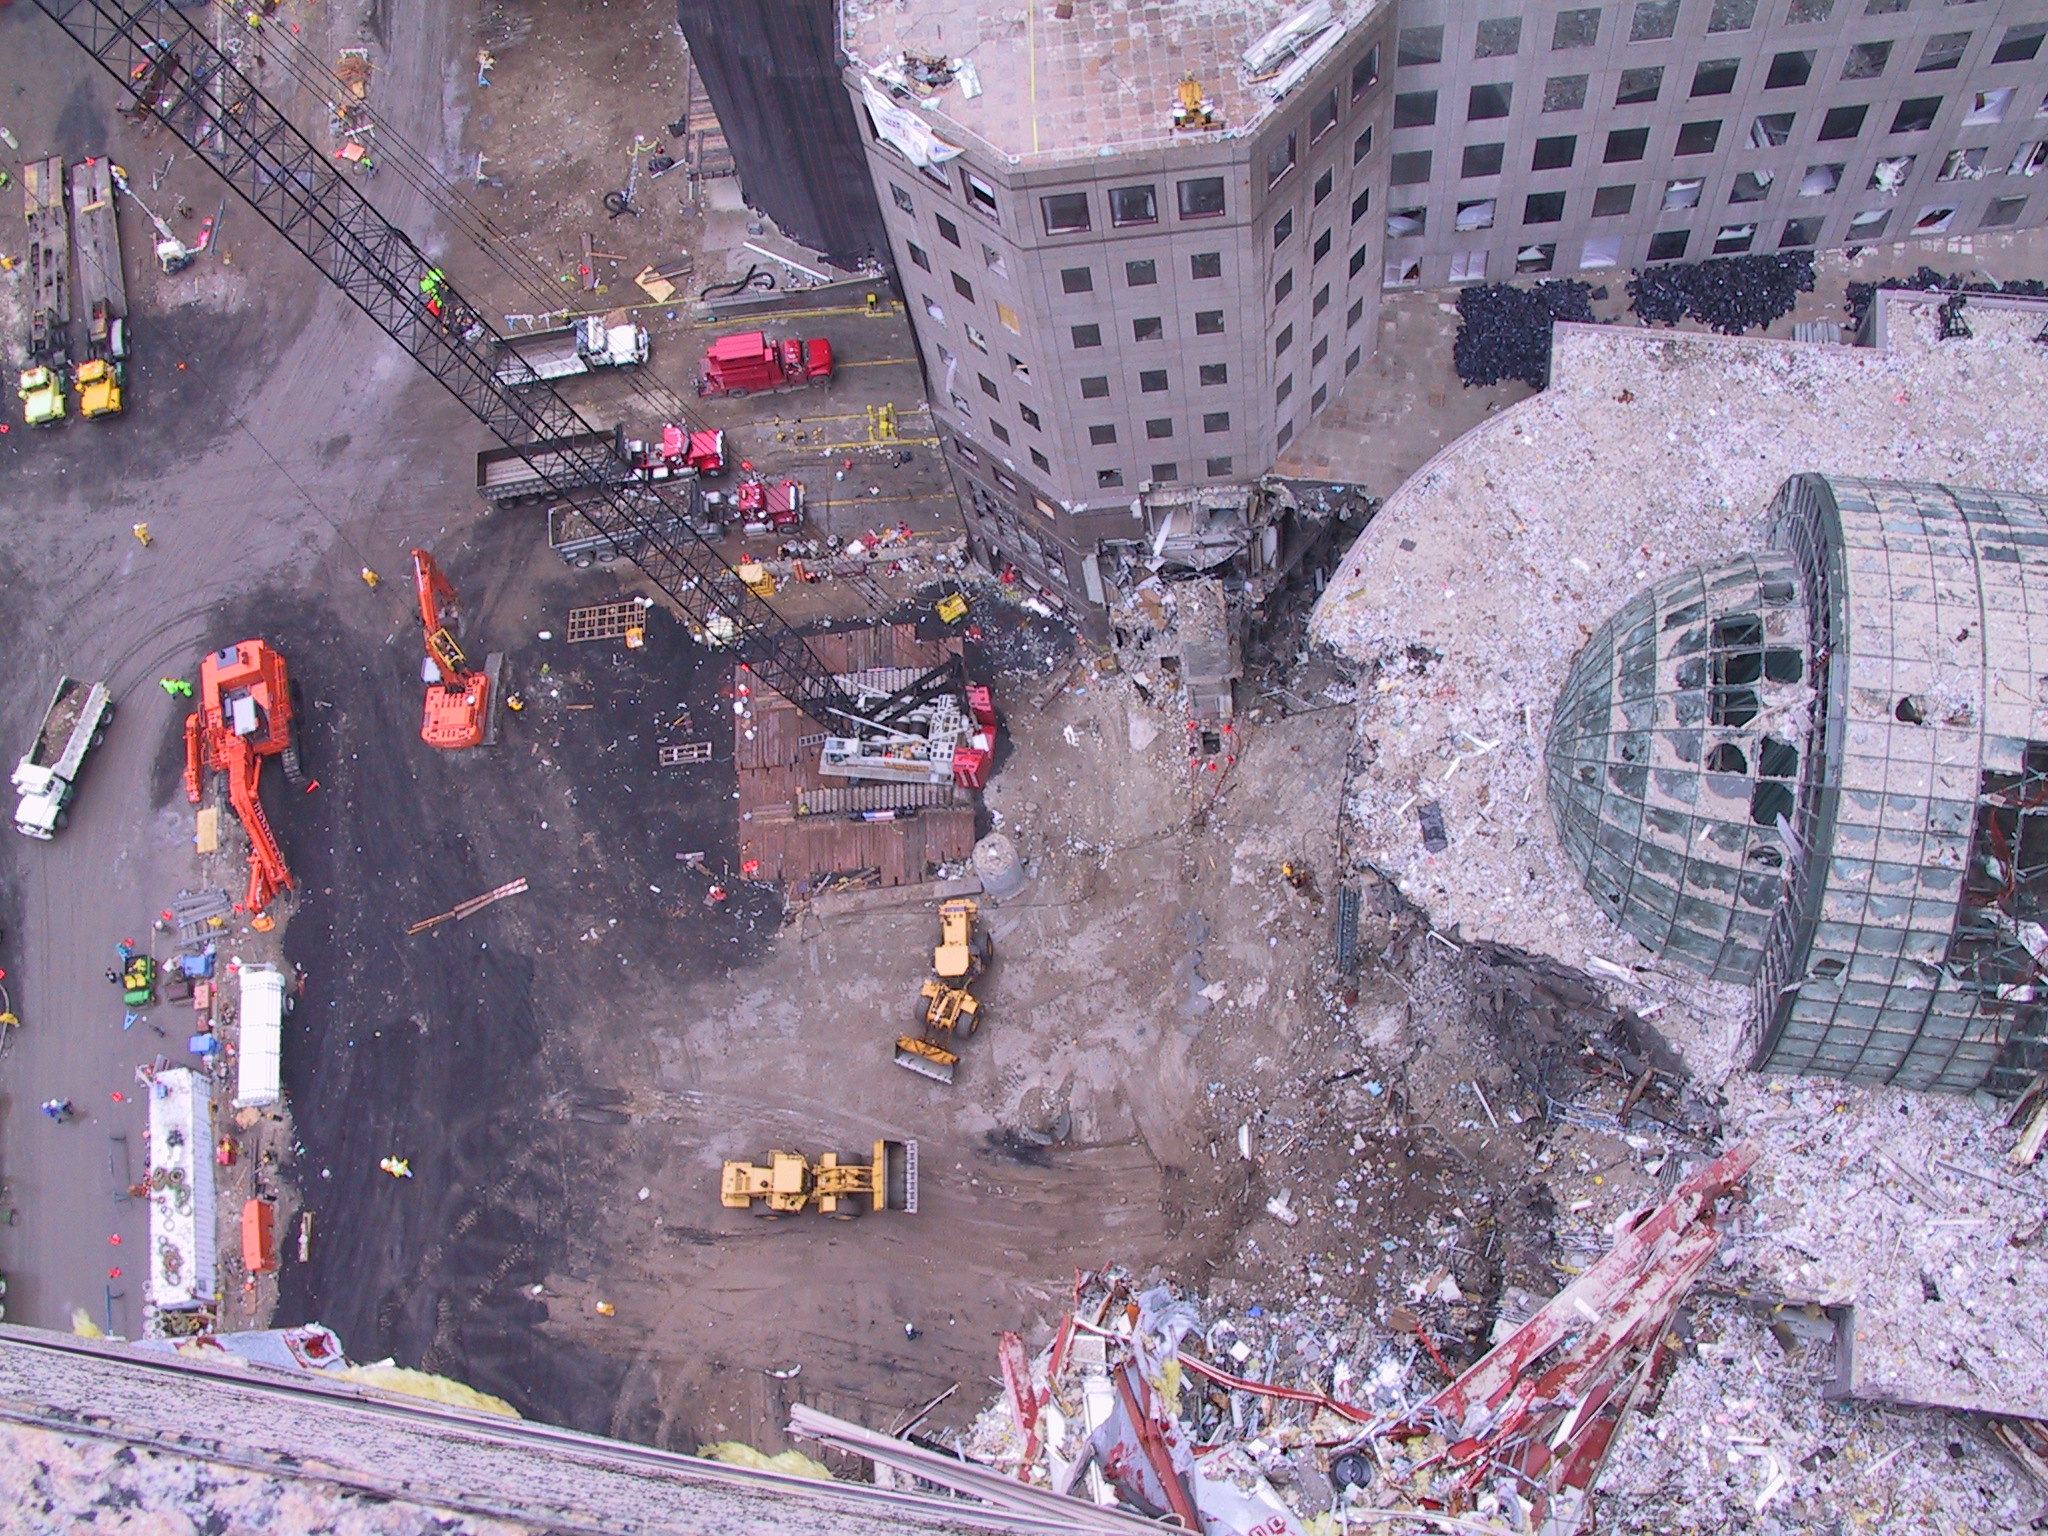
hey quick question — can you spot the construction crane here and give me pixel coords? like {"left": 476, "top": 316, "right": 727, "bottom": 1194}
{"left": 183, "top": 641, "right": 300, "bottom": 917}
{"left": 411, "top": 549, "right": 496, "bottom": 750}
{"left": 106, "top": 165, "right": 195, "bottom": 274}
{"left": 32, "top": 0, "right": 874, "bottom": 735}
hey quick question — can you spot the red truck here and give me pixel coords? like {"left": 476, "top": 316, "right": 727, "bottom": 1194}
{"left": 698, "top": 331, "right": 834, "bottom": 398}
{"left": 631, "top": 423, "right": 727, "bottom": 481}
{"left": 733, "top": 477, "right": 804, "bottom": 532}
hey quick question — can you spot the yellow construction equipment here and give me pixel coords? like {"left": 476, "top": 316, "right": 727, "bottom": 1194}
{"left": 1172, "top": 73, "right": 1221, "bottom": 130}
{"left": 720, "top": 1138, "right": 918, "bottom": 1216}
{"left": 896, "top": 899, "right": 992, "bottom": 1083}
{"left": 76, "top": 357, "right": 123, "bottom": 418}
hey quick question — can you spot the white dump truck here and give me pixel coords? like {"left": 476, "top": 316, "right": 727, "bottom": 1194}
{"left": 13, "top": 677, "right": 112, "bottom": 838}
{"left": 493, "top": 315, "right": 648, "bottom": 386}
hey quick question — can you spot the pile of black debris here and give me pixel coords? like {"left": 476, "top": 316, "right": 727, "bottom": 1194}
{"left": 1844, "top": 266, "right": 2048, "bottom": 330}
{"left": 1627, "top": 251, "right": 1815, "bottom": 335}
{"left": 1452, "top": 280, "right": 1596, "bottom": 390}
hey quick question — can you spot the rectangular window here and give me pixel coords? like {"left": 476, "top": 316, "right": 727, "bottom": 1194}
{"left": 1088, "top": 423, "right": 1117, "bottom": 445}
{"left": 1714, "top": 222, "right": 1757, "bottom": 253}
{"left": 1275, "top": 375, "right": 1294, "bottom": 404}
{"left": 1394, "top": 90, "right": 1438, "bottom": 128}
{"left": 1040, "top": 192, "right": 1090, "bottom": 234}
{"left": 1194, "top": 310, "right": 1225, "bottom": 335}
{"left": 1125, "top": 258, "right": 1158, "bottom": 286}
{"left": 1030, "top": 448, "right": 1050, "bottom": 471}
{"left": 1525, "top": 190, "right": 1567, "bottom": 223}
{"left": 1593, "top": 183, "right": 1635, "bottom": 217}
{"left": 1387, "top": 206, "right": 1426, "bottom": 237}
{"left": 1533, "top": 134, "right": 1577, "bottom": 170}
{"left": 965, "top": 324, "right": 988, "bottom": 352}
{"left": 1385, "top": 255, "right": 1423, "bottom": 287}
{"left": 1964, "top": 88, "right": 2014, "bottom": 125}
{"left": 952, "top": 271, "right": 975, "bottom": 301}
{"left": 1780, "top": 216, "right": 1824, "bottom": 245}
{"left": 1647, "top": 229, "right": 1690, "bottom": 260}
{"left": 1675, "top": 119, "right": 1723, "bottom": 155}
{"left": 996, "top": 301, "right": 1021, "bottom": 334}
{"left": 1274, "top": 323, "right": 1295, "bottom": 355}
{"left": 1847, "top": 207, "right": 1891, "bottom": 239}
{"left": 1708, "top": 0, "right": 1758, "bottom": 29}
{"left": 1274, "top": 269, "right": 1295, "bottom": 304}
{"left": 1132, "top": 316, "right": 1164, "bottom": 342}
{"left": 890, "top": 183, "right": 916, "bottom": 214}
{"left": 1349, "top": 243, "right": 1368, "bottom": 276}
{"left": 1310, "top": 89, "right": 1339, "bottom": 141}
{"left": 1606, "top": 127, "right": 1651, "bottom": 161}
{"left": 1938, "top": 146, "right": 1987, "bottom": 179}
{"left": 1692, "top": 59, "right": 1740, "bottom": 96}
{"left": 1191, "top": 251, "right": 1222, "bottom": 279}
{"left": 1144, "top": 418, "right": 1174, "bottom": 440}
{"left": 1982, "top": 194, "right": 2028, "bottom": 227}
{"left": 937, "top": 214, "right": 961, "bottom": 246}
{"left": 1353, "top": 125, "right": 1375, "bottom": 163}
{"left": 1449, "top": 249, "right": 1489, "bottom": 282}
{"left": 1203, "top": 410, "right": 1231, "bottom": 433}
{"left": 1730, "top": 169, "right": 1773, "bottom": 201}
{"left": 1080, "top": 375, "right": 1109, "bottom": 398}
{"left": 1266, "top": 133, "right": 1299, "bottom": 189}
{"left": 1109, "top": 184, "right": 1158, "bottom": 226}
{"left": 1632, "top": 0, "right": 1681, "bottom": 41}
{"left": 1206, "top": 455, "right": 1235, "bottom": 476}
{"left": 1311, "top": 383, "right": 1329, "bottom": 412}
{"left": 1819, "top": 104, "right": 1868, "bottom": 139}
{"left": 1664, "top": 177, "right": 1703, "bottom": 210}
{"left": 1842, "top": 40, "right": 1892, "bottom": 79}
{"left": 1766, "top": 50, "right": 1815, "bottom": 89}
{"left": 1457, "top": 197, "right": 1498, "bottom": 230}
{"left": 1097, "top": 469, "right": 1124, "bottom": 489}
{"left": 1464, "top": 142, "right": 1506, "bottom": 177}
{"left": 1469, "top": 82, "right": 1513, "bottom": 120}
{"left": 981, "top": 243, "right": 1009, "bottom": 274}
{"left": 1868, "top": 155, "right": 1916, "bottom": 190}
{"left": 963, "top": 171, "right": 999, "bottom": 218}
{"left": 988, "top": 419, "right": 1010, "bottom": 444}
{"left": 1273, "top": 210, "right": 1295, "bottom": 247}
{"left": 1312, "top": 282, "right": 1331, "bottom": 315}
{"left": 1581, "top": 233, "right": 1624, "bottom": 268}
{"left": 1351, "top": 186, "right": 1372, "bottom": 222}
{"left": 1178, "top": 177, "right": 1226, "bottom": 219}
{"left": 1020, "top": 402, "right": 1041, "bottom": 428}
{"left": 1061, "top": 266, "right": 1093, "bottom": 294}
{"left": 1917, "top": 31, "right": 1970, "bottom": 72}
{"left": 1752, "top": 111, "right": 1796, "bottom": 146}
{"left": 1912, "top": 204, "right": 1958, "bottom": 235}
{"left": 1344, "top": 346, "right": 1362, "bottom": 373}
{"left": 953, "top": 438, "right": 979, "bottom": 464}
{"left": 1391, "top": 149, "right": 1433, "bottom": 184}
{"left": 1552, "top": 8, "right": 1601, "bottom": 49}
{"left": 1994, "top": 24, "right": 2048, "bottom": 64}
{"left": 1617, "top": 65, "right": 1663, "bottom": 105}
{"left": 1477, "top": 17, "right": 1522, "bottom": 56}
{"left": 1150, "top": 463, "right": 1180, "bottom": 483}
{"left": 1545, "top": 74, "right": 1589, "bottom": 112}
{"left": 1864, "top": 0, "right": 1907, "bottom": 11}
{"left": 1312, "top": 228, "right": 1333, "bottom": 262}
{"left": 907, "top": 241, "right": 931, "bottom": 271}
{"left": 1351, "top": 45, "right": 1381, "bottom": 100}
{"left": 1891, "top": 97, "right": 1941, "bottom": 132}
{"left": 1799, "top": 162, "right": 1843, "bottom": 195}
{"left": 1398, "top": 24, "right": 1444, "bottom": 66}
{"left": 1008, "top": 353, "right": 1030, "bottom": 382}
{"left": 978, "top": 372, "right": 999, "bottom": 399}
{"left": 1313, "top": 168, "right": 1334, "bottom": 205}
{"left": 1199, "top": 363, "right": 1228, "bottom": 386}
{"left": 1071, "top": 323, "right": 1102, "bottom": 348}
{"left": 1786, "top": 0, "right": 1834, "bottom": 20}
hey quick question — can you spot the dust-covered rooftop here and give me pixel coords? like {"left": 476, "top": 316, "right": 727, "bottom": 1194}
{"left": 840, "top": 0, "right": 1388, "bottom": 165}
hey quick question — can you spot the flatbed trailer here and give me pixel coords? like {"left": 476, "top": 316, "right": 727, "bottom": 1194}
{"left": 14, "top": 677, "right": 113, "bottom": 838}
{"left": 475, "top": 425, "right": 629, "bottom": 505}
{"left": 69, "top": 159, "right": 127, "bottom": 356}
{"left": 23, "top": 157, "right": 71, "bottom": 366}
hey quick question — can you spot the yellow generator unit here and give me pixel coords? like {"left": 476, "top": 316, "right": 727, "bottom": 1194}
{"left": 720, "top": 1138, "right": 918, "bottom": 1216}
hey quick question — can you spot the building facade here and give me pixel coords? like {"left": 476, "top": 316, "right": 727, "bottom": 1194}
{"left": 838, "top": 0, "right": 2047, "bottom": 632}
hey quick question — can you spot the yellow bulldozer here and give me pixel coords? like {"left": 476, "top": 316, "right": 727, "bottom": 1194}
{"left": 720, "top": 1138, "right": 918, "bottom": 1216}
{"left": 895, "top": 898, "right": 991, "bottom": 1084}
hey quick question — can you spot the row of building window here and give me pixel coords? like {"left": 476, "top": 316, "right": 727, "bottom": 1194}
{"left": 1398, "top": 5, "right": 2042, "bottom": 65}
{"left": 1396, "top": 86, "right": 2029, "bottom": 140}
{"left": 1400, "top": 13, "right": 2046, "bottom": 67}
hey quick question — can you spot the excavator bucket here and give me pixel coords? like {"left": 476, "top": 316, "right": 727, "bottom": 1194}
{"left": 894, "top": 1034, "right": 958, "bottom": 1084}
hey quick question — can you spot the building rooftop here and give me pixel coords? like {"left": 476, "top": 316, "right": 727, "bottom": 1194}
{"left": 840, "top": 0, "right": 1385, "bottom": 167}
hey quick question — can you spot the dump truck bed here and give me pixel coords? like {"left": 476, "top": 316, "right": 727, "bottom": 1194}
{"left": 476, "top": 427, "right": 628, "bottom": 503}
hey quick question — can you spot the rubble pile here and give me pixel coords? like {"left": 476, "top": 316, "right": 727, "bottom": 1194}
{"left": 1451, "top": 280, "right": 1595, "bottom": 390}
{"left": 1627, "top": 251, "right": 1815, "bottom": 334}
{"left": 1844, "top": 265, "right": 2048, "bottom": 329}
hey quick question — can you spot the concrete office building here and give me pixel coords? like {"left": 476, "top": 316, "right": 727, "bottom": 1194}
{"left": 839, "top": 1, "right": 1398, "bottom": 632}
{"left": 836, "top": 0, "right": 2047, "bottom": 632}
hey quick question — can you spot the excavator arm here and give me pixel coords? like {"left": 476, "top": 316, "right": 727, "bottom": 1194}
{"left": 412, "top": 549, "right": 470, "bottom": 680}
{"left": 221, "top": 733, "right": 295, "bottom": 913}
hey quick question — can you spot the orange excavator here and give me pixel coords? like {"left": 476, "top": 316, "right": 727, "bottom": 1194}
{"left": 184, "top": 641, "right": 300, "bottom": 917}
{"left": 412, "top": 549, "right": 495, "bottom": 750}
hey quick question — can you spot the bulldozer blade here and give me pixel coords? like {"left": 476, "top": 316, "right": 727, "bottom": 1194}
{"left": 894, "top": 1036, "right": 957, "bottom": 1085}
{"left": 481, "top": 652, "right": 507, "bottom": 746}
{"left": 880, "top": 1138, "right": 919, "bottom": 1214}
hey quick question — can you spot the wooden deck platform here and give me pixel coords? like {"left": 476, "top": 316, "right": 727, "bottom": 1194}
{"left": 735, "top": 626, "right": 978, "bottom": 889}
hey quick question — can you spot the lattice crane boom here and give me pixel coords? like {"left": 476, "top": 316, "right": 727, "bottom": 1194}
{"left": 32, "top": 0, "right": 859, "bottom": 725}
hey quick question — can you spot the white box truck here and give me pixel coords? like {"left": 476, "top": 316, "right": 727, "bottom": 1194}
{"left": 13, "top": 677, "right": 112, "bottom": 838}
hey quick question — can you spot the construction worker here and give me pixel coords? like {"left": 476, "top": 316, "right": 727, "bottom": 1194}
{"left": 40, "top": 1098, "right": 73, "bottom": 1122}
{"left": 379, "top": 1155, "right": 412, "bottom": 1179}
{"left": 419, "top": 267, "right": 447, "bottom": 302}
{"left": 159, "top": 678, "right": 193, "bottom": 698}
{"left": 132, "top": 522, "right": 152, "bottom": 547}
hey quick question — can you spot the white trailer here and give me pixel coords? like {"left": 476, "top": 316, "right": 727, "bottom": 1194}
{"left": 493, "top": 316, "right": 648, "bottom": 386}
{"left": 13, "top": 677, "right": 112, "bottom": 838}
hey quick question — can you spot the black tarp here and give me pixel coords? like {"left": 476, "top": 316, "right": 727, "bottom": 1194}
{"left": 676, "top": 0, "right": 890, "bottom": 270}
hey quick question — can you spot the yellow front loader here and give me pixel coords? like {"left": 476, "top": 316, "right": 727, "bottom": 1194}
{"left": 720, "top": 1138, "right": 918, "bottom": 1216}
